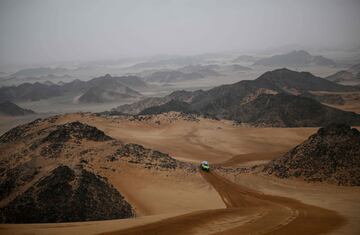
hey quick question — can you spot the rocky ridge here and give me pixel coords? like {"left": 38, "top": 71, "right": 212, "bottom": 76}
{"left": 111, "top": 69, "right": 360, "bottom": 127}
{"left": 108, "top": 143, "right": 195, "bottom": 172}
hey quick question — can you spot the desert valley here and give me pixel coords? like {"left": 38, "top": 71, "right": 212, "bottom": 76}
{"left": 1, "top": 1, "right": 360, "bottom": 234}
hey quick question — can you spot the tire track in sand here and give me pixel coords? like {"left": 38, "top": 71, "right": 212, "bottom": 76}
{"left": 101, "top": 171, "right": 345, "bottom": 235}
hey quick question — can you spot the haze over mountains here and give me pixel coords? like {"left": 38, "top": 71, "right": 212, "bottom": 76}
{"left": 144, "top": 70, "right": 205, "bottom": 83}
{"left": 1, "top": 1, "right": 360, "bottom": 233}
{"left": 1, "top": 48, "right": 359, "bottom": 121}
{"left": 0, "top": 74, "right": 147, "bottom": 104}
{"left": 1, "top": 54, "right": 360, "bottom": 235}
{"left": 233, "top": 55, "right": 258, "bottom": 63}
{"left": 113, "top": 68, "right": 360, "bottom": 127}
{"left": 10, "top": 67, "right": 70, "bottom": 78}
{"left": 254, "top": 50, "right": 336, "bottom": 67}
{"left": 0, "top": 101, "right": 35, "bottom": 116}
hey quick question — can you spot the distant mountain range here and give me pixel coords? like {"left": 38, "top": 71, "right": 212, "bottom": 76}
{"left": 232, "top": 55, "right": 258, "bottom": 63}
{"left": 142, "top": 64, "right": 251, "bottom": 83}
{"left": 113, "top": 68, "right": 360, "bottom": 127}
{"left": 221, "top": 64, "right": 252, "bottom": 72}
{"left": 254, "top": 50, "right": 336, "bottom": 67}
{"left": 10, "top": 67, "right": 70, "bottom": 77}
{"left": 178, "top": 64, "right": 223, "bottom": 77}
{"left": 0, "top": 101, "right": 35, "bottom": 116}
{"left": 78, "top": 86, "right": 141, "bottom": 103}
{"left": 145, "top": 70, "right": 204, "bottom": 83}
{"left": 0, "top": 74, "right": 147, "bottom": 103}
{"left": 126, "top": 57, "right": 205, "bottom": 70}
{"left": 1, "top": 74, "right": 73, "bottom": 86}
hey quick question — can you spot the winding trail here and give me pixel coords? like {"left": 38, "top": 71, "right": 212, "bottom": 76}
{"left": 102, "top": 171, "right": 345, "bottom": 235}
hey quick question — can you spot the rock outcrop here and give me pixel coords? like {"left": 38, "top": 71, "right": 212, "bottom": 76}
{"left": 0, "top": 165, "right": 133, "bottom": 223}
{"left": 42, "top": 121, "right": 113, "bottom": 143}
{"left": 263, "top": 124, "right": 360, "bottom": 186}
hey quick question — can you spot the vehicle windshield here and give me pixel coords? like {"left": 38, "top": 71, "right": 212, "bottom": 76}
{"left": 202, "top": 161, "right": 209, "bottom": 166}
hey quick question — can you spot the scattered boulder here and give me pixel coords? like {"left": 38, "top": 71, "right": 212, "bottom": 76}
{"left": 109, "top": 143, "right": 195, "bottom": 172}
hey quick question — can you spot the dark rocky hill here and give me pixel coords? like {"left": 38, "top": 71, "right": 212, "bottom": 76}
{"left": 0, "top": 118, "right": 195, "bottom": 223}
{"left": 112, "top": 69, "right": 360, "bottom": 127}
{"left": 0, "top": 120, "right": 135, "bottom": 223}
{"left": 253, "top": 68, "right": 356, "bottom": 93}
{"left": 228, "top": 94, "right": 360, "bottom": 127}
{"left": 0, "top": 101, "right": 35, "bottom": 116}
{"left": 254, "top": 50, "right": 336, "bottom": 67}
{"left": 113, "top": 90, "right": 204, "bottom": 115}
{"left": 140, "top": 100, "right": 191, "bottom": 115}
{"left": 0, "top": 165, "right": 133, "bottom": 223}
{"left": 263, "top": 124, "right": 360, "bottom": 186}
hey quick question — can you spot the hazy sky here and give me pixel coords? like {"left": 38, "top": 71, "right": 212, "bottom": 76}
{"left": 0, "top": 0, "right": 359, "bottom": 66}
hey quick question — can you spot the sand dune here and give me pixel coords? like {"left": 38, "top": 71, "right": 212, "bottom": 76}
{"left": 0, "top": 113, "right": 359, "bottom": 234}
{"left": 56, "top": 113, "right": 317, "bottom": 163}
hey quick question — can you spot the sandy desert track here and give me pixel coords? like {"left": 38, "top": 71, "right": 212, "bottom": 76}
{"left": 102, "top": 171, "right": 345, "bottom": 235}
